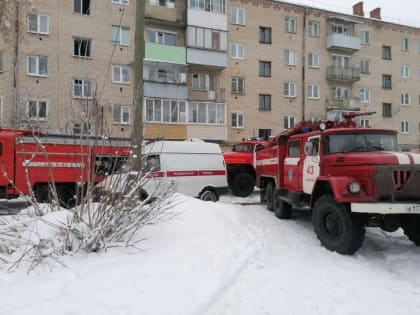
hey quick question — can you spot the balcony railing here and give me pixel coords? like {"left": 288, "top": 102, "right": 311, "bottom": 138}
{"left": 327, "top": 65, "right": 360, "bottom": 82}
{"left": 326, "top": 33, "right": 360, "bottom": 52}
{"left": 328, "top": 97, "right": 361, "bottom": 110}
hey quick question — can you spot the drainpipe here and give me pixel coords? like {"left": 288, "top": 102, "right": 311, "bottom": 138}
{"left": 12, "top": 2, "right": 20, "bottom": 127}
{"left": 301, "top": 8, "right": 307, "bottom": 121}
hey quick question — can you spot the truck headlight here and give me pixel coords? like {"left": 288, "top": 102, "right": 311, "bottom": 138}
{"left": 348, "top": 181, "right": 361, "bottom": 194}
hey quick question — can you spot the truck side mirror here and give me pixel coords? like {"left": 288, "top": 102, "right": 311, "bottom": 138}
{"left": 304, "top": 142, "right": 314, "bottom": 156}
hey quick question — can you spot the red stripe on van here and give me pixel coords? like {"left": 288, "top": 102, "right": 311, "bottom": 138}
{"left": 163, "top": 170, "right": 226, "bottom": 177}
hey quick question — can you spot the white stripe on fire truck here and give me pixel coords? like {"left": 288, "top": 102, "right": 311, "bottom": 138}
{"left": 256, "top": 157, "right": 278, "bottom": 166}
{"left": 284, "top": 157, "right": 300, "bottom": 166}
{"left": 23, "top": 161, "right": 85, "bottom": 168}
{"left": 407, "top": 153, "right": 420, "bottom": 164}
{"left": 392, "top": 152, "right": 411, "bottom": 165}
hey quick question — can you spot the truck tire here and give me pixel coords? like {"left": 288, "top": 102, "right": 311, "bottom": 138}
{"left": 312, "top": 195, "right": 365, "bottom": 255}
{"left": 231, "top": 173, "right": 255, "bottom": 197}
{"left": 265, "top": 182, "right": 274, "bottom": 211}
{"left": 200, "top": 189, "right": 218, "bottom": 202}
{"left": 273, "top": 190, "right": 292, "bottom": 219}
{"left": 402, "top": 215, "right": 420, "bottom": 246}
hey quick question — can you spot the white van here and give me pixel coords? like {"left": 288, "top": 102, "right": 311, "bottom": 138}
{"left": 95, "top": 140, "right": 228, "bottom": 202}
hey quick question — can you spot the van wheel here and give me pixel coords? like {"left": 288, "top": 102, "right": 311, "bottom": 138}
{"left": 231, "top": 173, "right": 255, "bottom": 197}
{"left": 265, "top": 182, "right": 274, "bottom": 211}
{"left": 312, "top": 195, "right": 365, "bottom": 255}
{"left": 273, "top": 190, "right": 292, "bottom": 219}
{"left": 200, "top": 189, "right": 218, "bottom": 202}
{"left": 402, "top": 215, "right": 420, "bottom": 246}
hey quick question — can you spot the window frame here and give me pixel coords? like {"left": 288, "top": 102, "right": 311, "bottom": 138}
{"left": 284, "top": 81, "right": 296, "bottom": 98}
{"left": 401, "top": 92, "right": 410, "bottom": 106}
{"left": 259, "top": 60, "right": 271, "bottom": 77}
{"left": 382, "top": 74, "right": 392, "bottom": 89}
{"left": 73, "top": 37, "right": 92, "bottom": 58}
{"left": 27, "top": 55, "right": 48, "bottom": 77}
{"left": 382, "top": 103, "right": 392, "bottom": 118}
{"left": 359, "top": 88, "right": 371, "bottom": 103}
{"left": 308, "top": 52, "right": 319, "bottom": 68}
{"left": 284, "top": 115, "right": 295, "bottom": 130}
{"left": 401, "top": 65, "right": 410, "bottom": 78}
{"left": 112, "top": 25, "right": 130, "bottom": 46}
{"left": 230, "top": 7, "right": 245, "bottom": 25}
{"left": 284, "top": 49, "right": 297, "bottom": 66}
{"left": 73, "top": 122, "right": 91, "bottom": 135}
{"left": 258, "top": 94, "right": 271, "bottom": 111}
{"left": 259, "top": 26, "right": 272, "bottom": 44}
{"left": 73, "top": 0, "right": 91, "bottom": 15}
{"left": 360, "top": 59, "right": 371, "bottom": 74}
{"left": 113, "top": 104, "right": 130, "bottom": 124}
{"left": 401, "top": 120, "right": 410, "bottom": 134}
{"left": 307, "top": 84, "right": 320, "bottom": 99}
{"left": 27, "top": 14, "right": 49, "bottom": 34}
{"left": 148, "top": 28, "right": 177, "bottom": 46}
{"left": 401, "top": 37, "right": 409, "bottom": 51}
{"left": 360, "top": 29, "right": 370, "bottom": 45}
{"left": 231, "top": 111, "right": 245, "bottom": 128}
{"left": 112, "top": 65, "right": 131, "bottom": 84}
{"left": 230, "top": 42, "right": 245, "bottom": 59}
{"left": 382, "top": 45, "right": 392, "bottom": 60}
{"left": 112, "top": 0, "right": 129, "bottom": 5}
{"left": 308, "top": 21, "right": 320, "bottom": 37}
{"left": 285, "top": 16, "right": 297, "bottom": 33}
{"left": 26, "top": 99, "right": 48, "bottom": 121}
{"left": 231, "top": 77, "right": 245, "bottom": 94}
{"left": 73, "top": 79, "right": 93, "bottom": 99}
{"left": 192, "top": 73, "right": 208, "bottom": 90}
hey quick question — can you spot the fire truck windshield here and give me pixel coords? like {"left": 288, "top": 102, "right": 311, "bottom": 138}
{"left": 324, "top": 133, "right": 399, "bottom": 154}
{"left": 232, "top": 143, "right": 254, "bottom": 153}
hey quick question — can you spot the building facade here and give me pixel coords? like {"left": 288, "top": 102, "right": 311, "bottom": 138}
{"left": 1, "top": 0, "right": 420, "bottom": 151}
{"left": 0, "top": 0, "right": 136, "bottom": 137}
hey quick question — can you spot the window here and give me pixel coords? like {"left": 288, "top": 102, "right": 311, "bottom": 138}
{"left": 188, "top": 0, "right": 225, "bottom": 14}
{"left": 401, "top": 92, "right": 410, "bottom": 105}
{"left": 74, "top": 0, "right": 90, "bottom": 15}
{"left": 360, "top": 119, "right": 370, "bottom": 128}
{"left": 231, "top": 43, "right": 245, "bottom": 59}
{"left": 284, "top": 50, "right": 296, "bottom": 66}
{"left": 330, "top": 21, "right": 352, "bottom": 35}
{"left": 360, "top": 88, "right": 371, "bottom": 103}
{"left": 258, "top": 94, "right": 271, "bottom": 111}
{"left": 284, "top": 82, "right": 296, "bottom": 97}
{"left": 332, "top": 86, "right": 349, "bottom": 100}
{"left": 285, "top": 17, "right": 296, "bottom": 33}
{"left": 187, "top": 26, "right": 227, "bottom": 51}
{"left": 27, "top": 99, "right": 47, "bottom": 120}
{"left": 382, "top": 103, "right": 392, "bottom": 117}
{"left": 382, "top": 45, "right": 391, "bottom": 60}
{"left": 288, "top": 140, "right": 300, "bottom": 157}
{"left": 259, "top": 129, "right": 271, "bottom": 140}
{"left": 360, "top": 59, "right": 370, "bottom": 74}
{"left": 73, "top": 123, "right": 91, "bottom": 135}
{"left": 188, "top": 102, "right": 225, "bottom": 124}
{"left": 284, "top": 116, "right": 295, "bottom": 130}
{"left": 360, "top": 30, "right": 370, "bottom": 45}
{"left": 401, "top": 37, "right": 409, "bottom": 51}
{"left": 401, "top": 120, "right": 409, "bottom": 134}
{"left": 192, "top": 74, "right": 208, "bottom": 90}
{"left": 307, "top": 84, "right": 320, "bottom": 99}
{"left": 259, "top": 61, "right": 271, "bottom": 77}
{"left": 401, "top": 65, "right": 410, "bottom": 78}
{"left": 145, "top": 99, "right": 187, "bottom": 123}
{"left": 27, "top": 56, "right": 48, "bottom": 76}
{"left": 231, "top": 7, "right": 245, "bottom": 25}
{"left": 73, "top": 38, "right": 91, "bottom": 57}
{"left": 112, "top": 25, "right": 130, "bottom": 45}
{"left": 308, "top": 52, "right": 319, "bottom": 68}
{"left": 112, "top": 65, "right": 130, "bottom": 84}
{"left": 73, "top": 79, "right": 93, "bottom": 98}
{"left": 149, "top": 29, "right": 176, "bottom": 46}
{"left": 27, "top": 14, "right": 49, "bottom": 34}
{"left": 0, "top": 53, "right": 3, "bottom": 72}
{"left": 332, "top": 55, "right": 350, "bottom": 68}
{"left": 112, "top": 0, "right": 129, "bottom": 4}
{"left": 308, "top": 21, "right": 320, "bottom": 37}
{"left": 382, "top": 74, "right": 392, "bottom": 89}
{"left": 259, "top": 27, "right": 271, "bottom": 44}
{"left": 232, "top": 112, "right": 245, "bottom": 128}
{"left": 231, "top": 77, "right": 245, "bottom": 94}
{"left": 113, "top": 105, "right": 130, "bottom": 124}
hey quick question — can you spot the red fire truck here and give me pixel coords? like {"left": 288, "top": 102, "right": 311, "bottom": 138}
{"left": 223, "top": 138, "right": 267, "bottom": 197}
{"left": 0, "top": 128, "right": 130, "bottom": 208}
{"left": 256, "top": 113, "right": 420, "bottom": 254}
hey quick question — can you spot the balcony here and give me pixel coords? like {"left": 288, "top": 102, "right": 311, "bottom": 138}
{"left": 326, "top": 33, "right": 360, "bottom": 52}
{"left": 327, "top": 65, "right": 360, "bottom": 82}
{"left": 187, "top": 48, "right": 227, "bottom": 68}
{"left": 145, "top": 42, "right": 186, "bottom": 64}
{"left": 327, "top": 97, "right": 361, "bottom": 111}
{"left": 145, "top": 0, "right": 178, "bottom": 23}
{"left": 208, "top": 88, "right": 226, "bottom": 102}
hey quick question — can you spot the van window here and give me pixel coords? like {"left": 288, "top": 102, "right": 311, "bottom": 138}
{"left": 143, "top": 155, "right": 160, "bottom": 172}
{"left": 288, "top": 140, "right": 300, "bottom": 157}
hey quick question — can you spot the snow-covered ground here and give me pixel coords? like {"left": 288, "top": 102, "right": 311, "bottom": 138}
{"left": 1, "top": 192, "right": 420, "bottom": 315}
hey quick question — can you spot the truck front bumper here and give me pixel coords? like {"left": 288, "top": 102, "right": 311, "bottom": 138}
{"left": 351, "top": 202, "right": 420, "bottom": 214}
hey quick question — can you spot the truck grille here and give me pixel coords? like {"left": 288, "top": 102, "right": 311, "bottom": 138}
{"left": 376, "top": 165, "right": 420, "bottom": 201}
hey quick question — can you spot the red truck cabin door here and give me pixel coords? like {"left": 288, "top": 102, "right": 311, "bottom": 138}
{"left": 302, "top": 136, "right": 320, "bottom": 194}
{"left": 283, "top": 139, "right": 302, "bottom": 192}
{"left": 0, "top": 132, "right": 16, "bottom": 194}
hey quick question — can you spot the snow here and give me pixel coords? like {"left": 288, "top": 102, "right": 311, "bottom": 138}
{"left": 1, "top": 192, "right": 420, "bottom": 315}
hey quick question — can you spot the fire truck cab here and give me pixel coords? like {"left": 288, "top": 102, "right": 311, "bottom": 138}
{"left": 256, "top": 113, "right": 420, "bottom": 254}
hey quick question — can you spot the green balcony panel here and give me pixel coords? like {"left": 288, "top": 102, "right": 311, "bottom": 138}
{"left": 145, "top": 42, "right": 186, "bottom": 64}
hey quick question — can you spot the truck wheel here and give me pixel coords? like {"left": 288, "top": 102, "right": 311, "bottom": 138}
{"left": 402, "top": 215, "right": 420, "bottom": 246}
{"left": 312, "top": 195, "right": 365, "bottom": 255}
{"left": 231, "top": 173, "right": 255, "bottom": 197}
{"left": 200, "top": 189, "right": 218, "bottom": 202}
{"left": 273, "top": 190, "right": 292, "bottom": 219}
{"left": 265, "top": 182, "right": 274, "bottom": 211}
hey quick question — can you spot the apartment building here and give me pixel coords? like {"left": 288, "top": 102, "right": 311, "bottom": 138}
{"left": 226, "top": 0, "right": 420, "bottom": 151}
{"left": 0, "top": 0, "right": 136, "bottom": 137}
